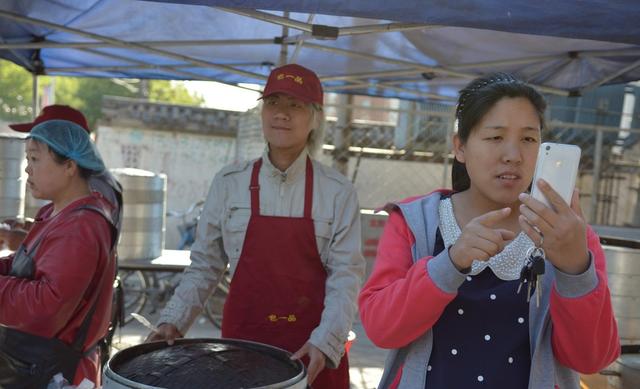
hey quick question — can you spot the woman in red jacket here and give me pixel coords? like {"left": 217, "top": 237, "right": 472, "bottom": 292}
{"left": 0, "top": 119, "right": 116, "bottom": 388}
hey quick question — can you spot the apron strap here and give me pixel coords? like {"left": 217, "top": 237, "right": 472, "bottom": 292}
{"left": 250, "top": 159, "right": 262, "bottom": 215}
{"left": 304, "top": 157, "right": 313, "bottom": 219}
{"left": 250, "top": 157, "right": 314, "bottom": 218}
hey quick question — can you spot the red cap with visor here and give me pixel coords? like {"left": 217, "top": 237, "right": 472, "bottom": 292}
{"left": 262, "top": 64, "right": 323, "bottom": 105}
{"left": 9, "top": 104, "right": 90, "bottom": 133}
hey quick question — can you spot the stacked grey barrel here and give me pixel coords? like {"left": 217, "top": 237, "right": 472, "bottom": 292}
{"left": 606, "top": 243, "right": 640, "bottom": 346}
{"left": 599, "top": 227, "right": 640, "bottom": 388}
{"left": 0, "top": 134, "right": 26, "bottom": 220}
{"left": 111, "top": 168, "right": 167, "bottom": 260}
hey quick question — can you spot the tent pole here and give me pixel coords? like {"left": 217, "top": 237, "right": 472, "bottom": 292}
{"left": 219, "top": 8, "right": 311, "bottom": 33}
{"left": 452, "top": 54, "right": 567, "bottom": 70}
{"left": 323, "top": 68, "right": 422, "bottom": 82}
{"left": 590, "top": 128, "right": 603, "bottom": 223}
{"left": 219, "top": 7, "right": 428, "bottom": 37}
{"left": 290, "top": 15, "right": 315, "bottom": 63}
{"left": 279, "top": 12, "right": 289, "bottom": 66}
{"left": 0, "top": 10, "right": 266, "bottom": 81}
{"left": 339, "top": 22, "right": 430, "bottom": 36}
{"left": 305, "top": 42, "right": 569, "bottom": 96}
{"left": 0, "top": 39, "right": 273, "bottom": 50}
{"left": 73, "top": 47, "right": 261, "bottom": 90}
{"left": 48, "top": 63, "right": 267, "bottom": 73}
{"left": 32, "top": 73, "right": 38, "bottom": 119}
{"left": 580, "top": 58, "right": 640, "bottom": 94}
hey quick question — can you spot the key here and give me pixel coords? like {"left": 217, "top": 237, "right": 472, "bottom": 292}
{"left": 519, "top": 247, "right": 546, "bottom": 306}
{"left": 516, "top": 261, "right": 531, "bottom": 295}
{"left": 530, "top": 254, "right": 545, "bottom": 275}
{"left": 528, "top": 248, "right": 546, "bottom": 307}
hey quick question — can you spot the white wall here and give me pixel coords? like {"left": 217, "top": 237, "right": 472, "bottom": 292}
{"left": 96, "top": 125, "right": 236, "bottom": 249}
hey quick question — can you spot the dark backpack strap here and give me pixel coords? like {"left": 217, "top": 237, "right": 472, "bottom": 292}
{"left": 70, "top": 291, "right": 102, "bottom": 353}
{"left": 94, "top": 171, "right": 123, "bottom": 241}
{"left": 76, "top": 204, "right": 117, "bottom": 250}
{"left": 67, "top": 204, "right": 118, "bottom": 353}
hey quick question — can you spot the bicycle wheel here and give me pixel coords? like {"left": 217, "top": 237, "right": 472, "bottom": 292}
{"left": 147, "top": 271, "right": 182, "bottom": 314}
{"left": 119, "top": 270, "right": 149, "bottom": 325}
{"left": 204, "top": 272, "right": 231, "bottom": 329}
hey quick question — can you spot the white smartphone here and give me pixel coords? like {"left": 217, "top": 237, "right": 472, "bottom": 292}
{"left": 530, "top": 142, "right": 581, "bottom": 210}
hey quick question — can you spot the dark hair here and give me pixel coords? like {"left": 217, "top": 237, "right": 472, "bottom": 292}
{"left": 452, "top": 72, "right": 546, "bottom": 191}
{"left": 47, "top": 145, "right": 94, "bottom": 180}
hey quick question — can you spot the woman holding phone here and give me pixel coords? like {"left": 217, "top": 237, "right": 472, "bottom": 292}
{"left": 359, "top": 73, "right": 619, "bottom": 388}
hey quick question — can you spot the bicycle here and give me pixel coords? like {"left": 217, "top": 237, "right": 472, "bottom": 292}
{"left": 167, "top": 200, "right": 205, "bottom": 251}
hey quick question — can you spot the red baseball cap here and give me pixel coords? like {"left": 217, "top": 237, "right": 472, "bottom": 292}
{"left": 262, "top": 64, "right": 323, "bottom": 105}
{"left": 9, "top": 104, "right": 90, "bottom": 133}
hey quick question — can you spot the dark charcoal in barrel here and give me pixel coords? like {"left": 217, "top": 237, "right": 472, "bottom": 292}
{"left": 113, "top": 342, "right": 300, "bottom": 388}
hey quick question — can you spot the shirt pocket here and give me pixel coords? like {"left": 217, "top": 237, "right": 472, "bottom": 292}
{"left": 222, "top": 204, "right": 251, "bottom": 260}
{"left": 314, "top": 218, "right": 333, "bottom": 265}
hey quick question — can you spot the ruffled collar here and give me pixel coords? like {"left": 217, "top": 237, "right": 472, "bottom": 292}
{"left": 438, "top": 197, "right": 534, "bottom": 281}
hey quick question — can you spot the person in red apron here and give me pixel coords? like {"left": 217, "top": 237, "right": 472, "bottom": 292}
{"left": 150, "top": 64, "right": 365, "bottom": 388}
{"left": 0, "top": 119, "right": 116, "bottom": 388}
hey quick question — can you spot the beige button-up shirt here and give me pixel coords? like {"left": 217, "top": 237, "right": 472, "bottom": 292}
{"left": 159, "top": 149, "right": 365, "bottom": 367}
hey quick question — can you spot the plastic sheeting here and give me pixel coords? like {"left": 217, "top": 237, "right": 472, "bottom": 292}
{"left": 1, "top": 0, "right": 639, "bottom": 100}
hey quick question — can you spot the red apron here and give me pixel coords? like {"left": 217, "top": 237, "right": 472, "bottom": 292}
{"left": 222, "top": 157, "right": 349, "bottom": 389}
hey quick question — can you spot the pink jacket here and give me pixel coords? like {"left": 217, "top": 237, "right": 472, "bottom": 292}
{"left": 359, "top": 192, "right": 619, "bottom": 386}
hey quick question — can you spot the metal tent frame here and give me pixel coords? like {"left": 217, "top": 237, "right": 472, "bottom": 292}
{"left": 1, "top": 0, "right": 640, "bottom": 104}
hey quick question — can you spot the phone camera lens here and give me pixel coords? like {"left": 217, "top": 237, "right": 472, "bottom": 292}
{"left": 545, "top": 145, "right": 551, "bottom": 151}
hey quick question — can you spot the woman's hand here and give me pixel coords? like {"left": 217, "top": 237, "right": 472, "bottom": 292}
{"left": 448, "top": 207, "right": 516, "bottom": 272}
{"left": 291, "top": 341, "right": 327, "bottom": 385}
{"left": 518, "top": 179, "right": 589, "bottom": 274}
{"left": 145, "top": 323, "right": 182, "bottom": 345}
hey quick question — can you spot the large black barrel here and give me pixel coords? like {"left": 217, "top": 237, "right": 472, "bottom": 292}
{"left": 103, "top": 338, "right": 307, "bottom": 389}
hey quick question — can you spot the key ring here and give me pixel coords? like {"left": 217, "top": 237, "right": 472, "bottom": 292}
{"left": 532, "top": 225, "right": 544, "bottom": 247}
{"left": 525, "top": 246, "right": 545, "bottom": 260}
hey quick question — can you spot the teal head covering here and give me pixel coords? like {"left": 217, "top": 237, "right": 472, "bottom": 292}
{"left": 27, "top": 119, "right": 106, "bottom": 173}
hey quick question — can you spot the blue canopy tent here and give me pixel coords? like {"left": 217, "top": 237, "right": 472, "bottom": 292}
{"left": 1, "top": 0, "right": 640, "bottom": 102}
{"left": 1, "top": 0, "right": 639, "bottom": 224}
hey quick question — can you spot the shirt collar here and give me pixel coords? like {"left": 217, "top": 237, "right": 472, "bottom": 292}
{"left": 261, "top": 146, "right": 309, "bottom": 183}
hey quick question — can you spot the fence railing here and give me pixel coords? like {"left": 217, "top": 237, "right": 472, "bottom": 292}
{"left": 318, "top": 100, "right": 640, "bottom": 227}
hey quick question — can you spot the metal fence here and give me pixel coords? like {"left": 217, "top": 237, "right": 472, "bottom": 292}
{"left": 7, "top": 91, "right": 635, "bottom": 227}
{"left": 316, "top": 96, "right": 640, "bottom": 227}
